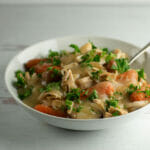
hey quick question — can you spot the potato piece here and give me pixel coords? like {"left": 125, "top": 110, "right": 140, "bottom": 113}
{"left": 80, "top": 42, "right": 92, "bottom": 53}
{"left": 76, "top": 76, "right": 93, "bottom": 89}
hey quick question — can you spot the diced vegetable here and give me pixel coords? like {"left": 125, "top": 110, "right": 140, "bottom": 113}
{"left": 66, "top": 88, "right": 81, "bottom": 103}
{"left": 112, "top": 58, "right": 130, "bottom": 73}
{"left": 34, "top": 64, "right": 52, "bottom": 73}
{"left": 89, "top": 81, "right": 114, "bottom": 96}
{"left": 14, "top": 70, "right": 25, "bottom": 88}
{"left": 137, "top": 68, "right": 145, "bottom": 81}
{"left": 117, "top": 69, "right": 138, "bottom": 84}
{"left": 40, "top": 82, "right": 61, "bottom": 92}
{"left": 18, "top": 87, "right": 32, "bottom": 100}
{"left": 129, "top": 85, "right": 150, "bottom": 101}
{"left": 89, "top": 41, "right": 97, "bottom": 49}
{"left": 69, "top": 44, "right": 80, "bottom": 53}
{"left": 87, "top": 90, "right": 98, "bottom": 101}
{"left": 112, "top": 111, "right": 120, "bottom": 116}
{"left": 106, "top": 98, "right": 118, "bottom": 109}
{"left": 105, "top": 52, "right": 116, "bottom": 63}
{"left": 34, "top": 104, "right": 66, "bottom": 117}
{"left": 65, "top": 99, "right": 73, "bottom": 110}
{"left": 91, "top": 70, "right": 102, "bottom": 80}
{"left": 48, "top": 50, "right": 59, "bottom": 58}
{"left": 25, "top": 58, "right": 48, "bottom": 69}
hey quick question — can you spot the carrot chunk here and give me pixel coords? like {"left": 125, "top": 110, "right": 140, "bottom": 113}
{"left": 34, "top": 104, "right": 66, "bottom": 117}
{"left": 117, "top": 69, "right": 138, "bottom": 84}
{"left": 25, "top": 58, "right": 48, "bottom": 69}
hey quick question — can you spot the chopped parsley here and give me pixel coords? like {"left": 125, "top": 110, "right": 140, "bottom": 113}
{"left": 52, "top": 57, "right": 61, "bottom": 66}
{"left": 127, "top": 84, "right": 141, "bottom": 95}
{"left": 14, "top": 70, "right": 25, "bottom": 88}
{"left": 29, "top": 67, "right": 35, "bottom": 75}
{"left": 81, "top": 63, "right": 93, "bottom": 68}
{"left": 47, "top": 67, "right": 62, "bottom": 80}
{"left": 137, "top": 68, "right": 145, "bottom": 81}
{"left": 111, "top": 58, "right": 130, "bottom": 73}
{"left": 18, "top": 87, "right": 32, "bottom": 100}
{"left": 80, "top": 49, "right": 100, "bottom": 67}
{"left": 73, "top": 105, "right": 83, "bottom": 112}
{"left": 105, "top": 52, "right": 116, "bottom": 63}
{"left": 70, "top": 44, "right": 80, "bottom": 53}
{"left": 81, "top": 50, "right": 95, "bottom": 63}
{"left": 89, "top": 41, "right": 97, "bottom": 49}
{"left": 48, "top": 50, "right": 61, "bottom": 66}
{"left": 37, "top": 73, "right": 42, "bottom": 78}
{"left": 100, "top": 48, "right": 110, "bottom": 57}
{"left": 53, "top": 68, "right": 61, "bottom": 74}
{"left": 88, "top": 90, "right": 98, "bottom": 101}
{"left": 114, "top": 91, "right": 123, "bottom": 96}
{"left": 48, "top": 50, "right": 59, "bottom": 58}
{"left": 93, "top": 54, "right": 100, "bottom": 62}
{"left": 102, "top": 48, "right": 109, "bottom": 53}
{"left": 39, "top": 60, "right": 45, "bottom": 65}
{"left": 137, "top": 87, "right": 150, "bottom": 98}
{"left": 66, "top": 88, "right": 81, "bottom": 103}
{"left": 91, "top": 70, "right": 102, "bottom": 80}
{"left": 112, "top": 111, "right": 120, "bottom": 116}
{"left": 40, "top": 82, "right": 61, "bottom": 92}
{"left": 76, "top": 105, "right": 83, "bottom": 112}
{"left": 144, "top": 88, "right": 150, "bottom": 97}
{"left": 106, "top": 97, "right": 118, "bottom": 110}
{"left": 47, "top": 67, "right": 53, "bottom": 71}
{"left": 81, "top": 89, "right": 89, "bottom": 96}
{"left": 65, "top": 99, "right": 73, "bottom": 110}
{"left": 60, "top": 50, "right": 67, "bottom": 56}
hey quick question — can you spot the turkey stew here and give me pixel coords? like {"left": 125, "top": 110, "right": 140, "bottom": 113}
{"left": 13, "top": 42, "right": 150, "bottom": 119}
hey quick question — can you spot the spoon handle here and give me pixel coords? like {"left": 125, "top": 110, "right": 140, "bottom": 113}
{"left": 129, "top": 42, "right": 150, "bottom": 65}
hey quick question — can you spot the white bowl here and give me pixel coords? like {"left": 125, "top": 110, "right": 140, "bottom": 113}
{"left": 5, "top": 36, "right": 150, "bottom": 130}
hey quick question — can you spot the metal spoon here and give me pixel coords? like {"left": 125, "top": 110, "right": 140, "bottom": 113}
{"left": 129, "top": 42, "right": 150, "bottom": 65}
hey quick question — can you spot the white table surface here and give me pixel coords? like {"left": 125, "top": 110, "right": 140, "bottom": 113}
{"left": 1, "top": 4, "right": 150, "bottom": 150}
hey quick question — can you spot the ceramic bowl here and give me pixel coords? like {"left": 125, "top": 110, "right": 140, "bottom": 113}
{"left": 5, "top": 36, "right": 150, "bottom": 130}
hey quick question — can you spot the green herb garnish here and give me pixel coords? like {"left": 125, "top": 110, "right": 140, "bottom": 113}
{"left": 52, "top": 57, "right": 61, "bottom": 66}
{"left": 144, "top": 88, "right": 150, "bottom": 97}
{"left": 89, "top": 41, "right": 97, "bottom": 49}
{"left": 102, "top": 48, "right": 109, "bottom": 53}
{"left": 48, "top": 50, "right": 59, "bottom": 58}
{"left": 111, "top": 58, "right": 130, "bottom": 73}
{"left": 127, "top": 84, "right": 141, "bottom": 95}
{"left": 40, "top": 82, "right": 61, "bottom": 92}
{"left": 80, "top": 49, "right": 101, "bottom": 67}
{"left": 70, "top": 44, "right": 80, "bottom": 53}
{"left": 105, "top": 52, "right": 116, "bottom": 63}
{"left": 65, "top": 99, "right": 73, "bottom": 110}
{"left": 60, "top": 50, "right": 67, "bottom": 56}
{"left": 93, "top": 54, "right": 100, "bottom": 62}
{"left": 106, "top": 97, "right": 118, "bottom": 109}
{"left": 91, "top": 70, "right": 102, "bottom": 80}
{"left": 88, "top": 90, "right": 98, "bottom": 101}
{"left": 18, "top": 87, "right": 32, "bottom": 100}
{"left": 114, "top": 91, "right": 123, "bottom": 96}
{"left": 14, "top": 70, "right": 25, "bottom": 88}
{"left": 112, "top": 111, "right": 120, "bottom": 116}
{"left": 66, "top": 88, "right": 81, "bottom": 103}
{"left": 29, "top": 67, "right": 35, "bottom": 75}
{"left": 137, "top": 68, "right": 145, "bottom": 81}
{"left": 76, "top": 105, "right": 83, "bottom": 112}
{"left": 47, "top": 67, "right": 53, "bottom": 71}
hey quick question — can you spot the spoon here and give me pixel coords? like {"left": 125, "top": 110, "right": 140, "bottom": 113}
{"left": 129, "top": 42, "right": 150, "bottom": 65}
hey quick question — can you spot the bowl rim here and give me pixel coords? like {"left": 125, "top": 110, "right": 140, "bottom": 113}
{"left": 5, "top": 35, "right": 150, "bottom": 122}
